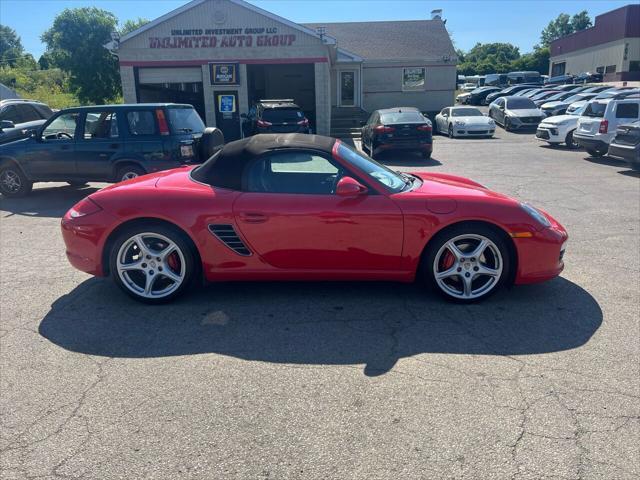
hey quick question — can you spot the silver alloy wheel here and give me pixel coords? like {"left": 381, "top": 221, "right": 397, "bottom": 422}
{"left": 0, "top": 169, "right": 21, "bottom": 193}
{"left": 121, "top": 171, "right": 139, "bottom": 181}
{"left": 433, "top": 234, "right": 503, "bottom": 300}
{"left": 116, "top": 232, "right": 186, "bottom": 299}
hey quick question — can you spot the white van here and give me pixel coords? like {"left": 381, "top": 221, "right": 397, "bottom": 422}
{"left": 574, "top": 92, "right": 640, "bottom": 157}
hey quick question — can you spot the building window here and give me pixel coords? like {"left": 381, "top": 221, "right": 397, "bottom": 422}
{"left": 551, "top": 62, "right": 566, "bottom": 76}
{"left": 605, "top": 65, "right": 616, "bottom": 74}
{"left": 630, "top": 61, "right": 640, "bottom": 72}
{"left": 624, "top": 43, "right": 629, "bottom": 61}
{"left": 402, "top": 67, "right": 425, "bottom": 91}
{"left": 596, "top": 66, "right": 605, "bottom": 74}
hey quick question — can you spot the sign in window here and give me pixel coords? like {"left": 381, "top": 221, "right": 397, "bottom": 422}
{"left": 403, "top": 67, "right": 425, "bottom": 90}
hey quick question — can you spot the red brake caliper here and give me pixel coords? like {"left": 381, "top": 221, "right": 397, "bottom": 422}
{"left": 167, "top": 252, "right": 180, "bottom": 272}
{"left": 441, "top": 250, "right": 455, "bottom": 271}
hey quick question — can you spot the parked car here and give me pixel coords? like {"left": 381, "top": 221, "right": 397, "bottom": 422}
{"left": 456, "top": 91, "right": 472, "bottom": 104}
{"left": 484, "top": 73, "right": 508, "bottom": 88}
{"left": 61, "top": 133, "right": 568, "bottom": 304}
{"left": 541, "top": 93, "right": 598, "bottom": 117}
{"left": 361, "top": 107, "right": 432, "bottom": 159}
{"left": 242, "top": 99, "right": 310, "bottom": 136}
{"left": 574, "top": 93, "right": 640, "bottom": 157}
{"left": 467, "top": 86, "right": 501, "bottom": 105}
{"left": 533, "top": 90, "right": 578, "bottom": 107}
{"left": 461, "top": 82, "right": 479, "bottom": 92}
{"left": 607, "top": 121, "right": 640, "bottom": 169}
{"left": 580, "top": 85, "right": 612, "bottom": 94}
{"left": 484, "top": 84, "right": 540, "bottom": 104}
{"left": 0, "top": 99, "right": 54, "bottom": 145}
{"left": 520, "top": 88, "right": 547, "bottom": 98}
{"left": 507, "top": 71, "right": 543, "bottom": 85}
{"left": 434, "top": 106, "right": 496, "bottom": 138}
{"left": 488, "top": 96, "right": 545, "bottom": 131}
{"left": 545, "top": 74, "right": 575, "bottom": 85}
{"left": 0, "top": 103, "right": 223, "bottom": 197}
{"left": 536, "top": 103, "right": 587, "bottom": 148}
{"left": 573, "top": 72, "right": 603, "bottom": 84}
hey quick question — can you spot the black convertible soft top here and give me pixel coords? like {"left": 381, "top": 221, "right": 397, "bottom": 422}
{"left": 191, "top": 133, "right": 336, "bottom": 190}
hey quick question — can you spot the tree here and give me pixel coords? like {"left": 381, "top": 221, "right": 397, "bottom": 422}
{"left": 41, "top": 7, "right": 121, "bottom": 104}
{"left": 457, "top": 42, "right": 520, "bottom": 76}
{"left": 0, "top": 25, "right": 24, "bottom": 67}
{"left": 119, "top": 17, "right": 150, "bottom": 36}
{"left": 540, "top": 11, "right": 592, "bottom": 47}
{"left": 510, "top": 46, "right": 550, "bottom": 75}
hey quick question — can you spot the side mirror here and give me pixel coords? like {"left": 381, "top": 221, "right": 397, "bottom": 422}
{"left": 0, "top": 120, "right": 15, "bottom": 130}
{"left": 336, "top": 176, "right": 368, "bottom": 197}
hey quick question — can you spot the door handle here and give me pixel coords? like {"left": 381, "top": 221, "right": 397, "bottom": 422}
{"left": 99, "top": 153, "right": 108, "bottom": 157}
{"left": 238, "top": 212, "right": 268, "bottom": 224}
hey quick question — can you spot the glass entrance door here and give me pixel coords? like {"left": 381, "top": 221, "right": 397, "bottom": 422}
{"left": 339, "top": 71, "right": 356, "bottom": 107}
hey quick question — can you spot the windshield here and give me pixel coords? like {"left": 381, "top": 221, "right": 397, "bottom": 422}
{"left": 583, "top": 102, "right": 607, "bottom": 118}
{"left": 262, "top": 108, "right": 304, "bottom": 123}
{"left": 167, "top": 107, "right": 205, "bottom": 133}
{"left": 380, "top": 111, "right": 425, "bottom": 123}
{"left": 506, "top": 97, "right": 536, "bottom": 109}
{"left": 531, "top": 91, "right": 558, "bottom": 100}
{"left": 546, "top": 92, "right": 573, "bottom": 102}
{"left": 451, "top": 108, "right": 483, "bottom": 117}
{"left": 336, "top": 142, "right": 406, "bottom": 193}
{"left": 565, "top": 93, "right": 593, "bottom": 103}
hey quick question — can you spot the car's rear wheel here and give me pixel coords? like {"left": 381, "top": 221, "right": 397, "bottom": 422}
{"left": 0, "top": 164, "right": 32, "bottom": 197}
{"left": 116, "top": 165, "right": 145, "bottom": 182}
{"left": 424, "top": 225, "right": 510, "bottom": 303}
{"left": 586, "top": 148, "right": 605, "bottom": 157}
{"left": 565, "top": 130, "right": 579, "bottom": 149}
{"left": 109, "top": 225, "right": 197, "bottom": 304}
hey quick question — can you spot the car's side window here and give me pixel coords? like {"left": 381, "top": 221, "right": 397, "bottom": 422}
{"left": 127, "top": 111, "right": 156, "bottom": 136}
{"left": 0, "top": 105, "right": 20, "bottom": 123}
{"left": 82, "top": 112, "right": 119, "bottom": 140}
{"left": 615, "top": 103, "right": 639, "bottom": 119}
{"left": 42, "top": 113, "right": 79, "bottom": 140}
{"left": 16, "top": 105, "right": 41, "bottom": 123}
{"left": 245, "top": 151, "right": 341, "bottom": 195}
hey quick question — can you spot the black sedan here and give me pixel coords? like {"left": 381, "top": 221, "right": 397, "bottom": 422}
{"left": 361, "top": 107, "right": 433, "bottom": 159}
{"left": 466, "top": 87, "right": 502, "bottom": 105}
{"left": 484, "top": 84, "right": 540, "bottom": 105}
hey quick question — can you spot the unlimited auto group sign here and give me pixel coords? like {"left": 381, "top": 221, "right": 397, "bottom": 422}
{"left": 149, "top": 27, "right": 297, "bottom": 48}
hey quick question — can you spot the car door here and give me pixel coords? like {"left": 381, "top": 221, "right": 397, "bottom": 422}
{"left": 232, "top": 149, "right": 404, "bottom": 271}
{"left": 74, "top": 110, "right": 122, "bottom": 180}
{"left": 20, "top": 112, "right": 80, "bottom": 180}
{"left": 438, "top": 108, "right": 450, "bottom": 132}
{"left": 494, "top": 98, "right": 506, "bottom": 124}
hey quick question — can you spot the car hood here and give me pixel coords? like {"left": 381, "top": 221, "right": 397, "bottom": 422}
{"left": 539, "top": 114, "right": 579, "bottom": 126}
{"left": 541, "top": 101, "right": 564, "bottom": 109}
{"left": 408, "top": 172, "right": 515, "bottom": 203}
{"left": 506, "top": 108, "right": 543, "bottom": 117}
{"left": 451, "top": 116, "right": 493, "bottom": 125}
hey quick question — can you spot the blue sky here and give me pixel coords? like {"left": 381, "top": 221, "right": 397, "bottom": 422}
{"left": 0, "top": 0, "right": 632, "bottom": 59}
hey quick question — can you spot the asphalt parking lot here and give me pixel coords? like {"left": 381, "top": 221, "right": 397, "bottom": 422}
{"left": 1, "top": 128, "right": 638, "bottom": 479}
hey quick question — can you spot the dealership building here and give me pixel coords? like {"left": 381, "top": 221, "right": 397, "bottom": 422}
{"left": 111, "top": 0, "right": 457, "bottom": 140}
{"left": 549, "top": 4, "right": 640, "bottom": 83}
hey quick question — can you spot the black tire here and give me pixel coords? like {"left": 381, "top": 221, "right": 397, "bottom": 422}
{"left": 504, "top": 117, "right": 512, "bottom": 132}
{"left": 115, "top": 165, "right": 145, "bottom": 183}
{"left": 67, "top": 181, "right": 89, "bottom": 187}
{"left": 586, "top": 148, "right": 605, "bottom": 158}
{"left": 565, "top": 130, "right": 579, "bottom": 149}
{"left": 0, "top": 163, "right": 32, "bottom": 198}
{"left": 448, "top": 124, "right": 454, "bottom": 138}
{"left": 109, "top": 223, "right": 198, "bottom": 304}
{"left": 422, "top": 223, "right": 511, "bottom": 303}
{"left": 200, "top": 127, "right": 224, "bottom": 159}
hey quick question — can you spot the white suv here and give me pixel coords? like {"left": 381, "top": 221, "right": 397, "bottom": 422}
{"left": 574, "top": 93, "right": 640, "bottom": 157}
{"left": 536, "top": 102, "right": 586, "bottom": 148}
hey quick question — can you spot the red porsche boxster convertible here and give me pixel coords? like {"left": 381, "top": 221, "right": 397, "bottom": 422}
{"left": 62, "top": 134, "right": 567, "bottom": 303}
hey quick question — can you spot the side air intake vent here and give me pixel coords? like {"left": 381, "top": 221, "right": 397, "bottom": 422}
{"left": 208, "top": 224, "right": 252, "bottom": 256}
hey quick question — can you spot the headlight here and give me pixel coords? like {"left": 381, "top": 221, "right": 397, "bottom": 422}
{"left": 454, "top": 120, "right": 466, "bottom": 126}
{"left": 520, "top": 202, "right": 551, "bottom": 228}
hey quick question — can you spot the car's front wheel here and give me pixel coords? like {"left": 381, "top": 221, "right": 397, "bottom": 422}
{"left": 0, "top": 164, "right": 32, "bottom": 197}
{"left": 109, "top": 225, "right": 197, "bottom": 304}
{"left": 565, "top": 130, "right": 579, "bottom": 149}
{"left": 448, "top": 124, "right": 454, "bottom": 138}
{"left": 586, "top": 148, "right": 605, "bottom": 157}
{"left": 424, "top": 225, "right": 510, "bottom": 302}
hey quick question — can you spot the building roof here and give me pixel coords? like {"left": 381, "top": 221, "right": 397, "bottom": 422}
{"left": 303, "top": 20, "right": 456, "bottom": 61}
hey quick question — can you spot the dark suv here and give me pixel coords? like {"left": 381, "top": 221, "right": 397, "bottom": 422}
{"left": 242, "top": 99, "right": 310, "bottom": 136}
{"left": 0, "top": 99, "right": 54, "bottom": 145}
{"left": 0, "top": 103, "right": 223, "bottom": 197}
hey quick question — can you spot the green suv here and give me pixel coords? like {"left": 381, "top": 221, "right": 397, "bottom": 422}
{"left": 0, "top": 103, "right": 223, "bottom": 197}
